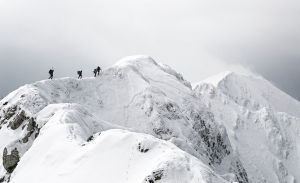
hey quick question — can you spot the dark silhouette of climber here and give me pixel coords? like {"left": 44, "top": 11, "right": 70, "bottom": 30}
{"left": 77, "top": 70, "right": 83, "bottom": 79}
{"left": 97, "top": 66, "right": 102, "bottom": 76}
{"left": 93, "top": 69, "right": 97, "bottom": 77}
{"left": 49, "top": 69, "right": 54, "bottom": 79}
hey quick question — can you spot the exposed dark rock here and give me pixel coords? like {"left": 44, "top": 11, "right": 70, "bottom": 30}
{"left": 87, "top": 133, "right": 101, "bottom": 142}
{"left": 87, "top": 136, "right": 94, "bottom": 142}
{"left": 22, "top": 135, "right": 30, "bottom": 143}
{"left": 3, "top": 148, "right": 20, "bottom": 173}
{"left": 192, "top": 113, "right": 230, "bottom": 165}
{"left": 153, "top": 170, "right": 163, "bottom": 181}
{"left": 3, "top": 102, "right": 8, "bottom": 106}
{"left": 165, "top": 103, "right": 175, "bottom": 112}
{"left": 35, "top": 128, "right": 41, "bottom": 138}
{"left": 145, "top": 169, "right": 164, "bottom": 183}
{"left": 0, "top": 176, "right": 4, "bottom": 183}
{"left": 233, "top": 161, "right": 249, "bottom": 183}
{"left": 27, "top": 118, "right": 36, "bottom": 132}
{"left": 191, "top": 112, "right": 249, "bottom": 183}
{"left": 8, "top": 110, "right": 27, "bottom": 130}
{"left": 22, "top": 118, "right": 38, "bottom": 143}
{"left": 138, "top": 143, "right": 149, "bottom": 153}
{"left": 3, "top": 106, "right": 18, "bottom": 121}
{"left": 0, "top": 119, "right": 4, "bottom": 126}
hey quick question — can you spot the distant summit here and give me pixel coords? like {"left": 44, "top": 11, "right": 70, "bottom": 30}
{"left": 193, "top": 71, "right": 234, "bottom": 87}
{"left": 195, "top": 71, "right": 300, "bottom": 117}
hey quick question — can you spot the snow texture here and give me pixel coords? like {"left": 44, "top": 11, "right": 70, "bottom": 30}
{"left": 194, "top": 72, "right": 300, "bottom": 183}
{"left": 0, "top": 55, "right": 299, "bottom": 183}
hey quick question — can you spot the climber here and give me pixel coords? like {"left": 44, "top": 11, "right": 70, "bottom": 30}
{"left": 96, "top": 66, "right": 102, "bottom": 76}
{"left": 77, "top": 70, "right": 83, "bottom": 79}
{"left": 48, "top": 69, "right": 54, "bottom": 79}
{"left": 93, "top": 68, "right": 97, "bottom": 77}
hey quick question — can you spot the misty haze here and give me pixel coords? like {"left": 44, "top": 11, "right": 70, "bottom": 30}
{"left": 0, "top": 1, "right": 299, "bottom": 183}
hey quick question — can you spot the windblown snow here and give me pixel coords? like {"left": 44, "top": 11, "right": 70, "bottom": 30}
{"left": 0, "top": 55, "right": 299, "bottom": 183}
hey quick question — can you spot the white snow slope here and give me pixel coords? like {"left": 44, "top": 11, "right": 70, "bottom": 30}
{"left": 0, "top": 55, "right": 299, "bottom": 183}
{"left": 194, "top": 72, "right": 300, "bottom": 183}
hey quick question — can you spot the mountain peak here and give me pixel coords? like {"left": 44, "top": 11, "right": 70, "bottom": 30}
{"left": 194, "top": 70, "right": 263, "bottom": 88}
{"left": 193, "top": 71, "right": 234, "bottom": 88}
{"left": 114, "top": 55, "right": 157, "bottom": 68}
{"left": 194, "top": 70, "right": 300, "bottom": 117}
{"left": 111, "top": 55, "right": 191, "bottom": 89}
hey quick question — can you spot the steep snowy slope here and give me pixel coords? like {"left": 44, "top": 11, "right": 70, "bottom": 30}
{"left": 0, "top": 56, "right": 247, "bottom": 183}
{"left": 194, "top": 73, "right": 300, "bottom": 183}
{"left": 199, "top": 72, "right": 300, "bottom": 117}
{"left": 10, "top": 104, "right": 228, "bottom": 183}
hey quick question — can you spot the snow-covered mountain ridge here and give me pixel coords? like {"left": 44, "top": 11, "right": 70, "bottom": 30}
{"left": 0, "top": 55, "right": 299, "bottom": 183}
{"left": 197, "top": 71, "right": 300, "bottom": 117}
{"left": 194, "top": 78, "right": 300, "bottom": 183}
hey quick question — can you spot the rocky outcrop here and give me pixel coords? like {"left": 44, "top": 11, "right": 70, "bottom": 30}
{"left": 127, "top": 87, "right": 249, "bottom": 182}
{"left": 232, "top": 160, "right": 249, "bottom": 183}
{"left": 144, "top": 169, "right": 164, "bottom": 183}
{"left": 0, "top": 106, "right": 18, "bottom": 125}
{"left": 191, "top": 112, "right": 230, "bottom": 165}
{"left": 8, "top": 110, "right": 27, "bottom": 130}
{"left": 3, "top": 148, "right": 20, "bottom": 173}
{"left": 0, "top": 105, "right": 40, "bottom": 178}
{"left": 0, "top": 105, "right": 29, "bottom": 131}
{"left": 137, "top": 142, "right": 150, "bottom": 153}
{"left": 190, "top": 111, "right": 249, "bottom": 182}
{"left": 22, "top": 117, "right": 39, "bottom": 143}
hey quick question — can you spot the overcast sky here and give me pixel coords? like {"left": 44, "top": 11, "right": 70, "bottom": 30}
{"left": 0, "top": 0, "right": 299, "bottom": 100}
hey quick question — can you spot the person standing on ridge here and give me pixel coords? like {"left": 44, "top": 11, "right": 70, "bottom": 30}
{"left": 49, "top": 68, "right": 54, "bottom": 79}
{"left": 97, "top": 66, "right": 102, "bottom": 76}
{"left": 93, "top": 68, "right": 97, "bottom": 77}
{"left": 77, "top": 70, "right": 83, "bottom": 79}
